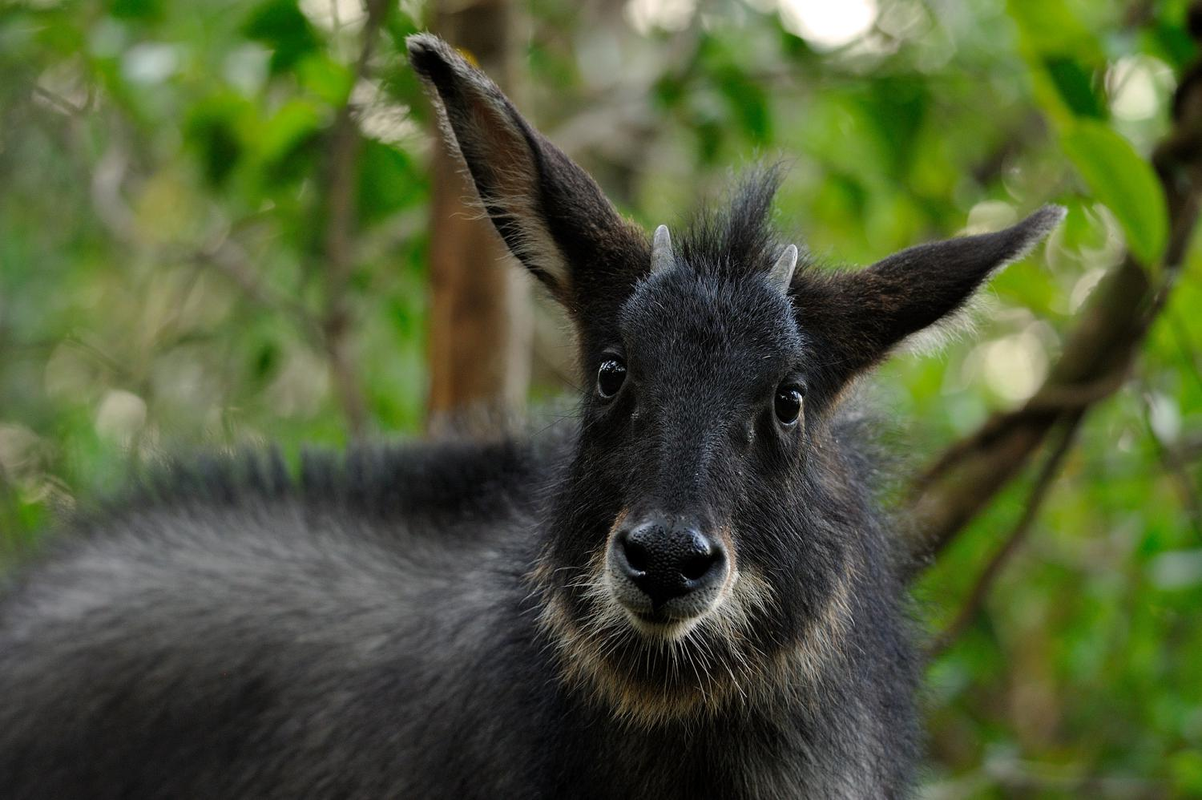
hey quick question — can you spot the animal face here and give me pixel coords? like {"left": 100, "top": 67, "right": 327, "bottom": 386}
{"left": 590, "top": 230, "right": 805, "bottom": 634}
{"left": 407, "top": 34, "right": 1063, "bottom": 725}
{"left": 531, "top": 183, "right": 861, "bottom": 724}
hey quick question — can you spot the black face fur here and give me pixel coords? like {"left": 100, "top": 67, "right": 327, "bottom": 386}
{"left": 407, "top": 34, "right": 1063, "bottom": 727}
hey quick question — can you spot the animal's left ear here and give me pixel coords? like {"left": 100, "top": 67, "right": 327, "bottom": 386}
{"left": 794, "top": 206, "right": 1065, "bottom": 397}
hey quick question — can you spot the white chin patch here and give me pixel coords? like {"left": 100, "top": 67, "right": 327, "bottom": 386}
{"left": 620, "top": 605, "right": 712, "bottom": 641}
{"left": 625, "top": 610, "right": 701, "bottom": 640}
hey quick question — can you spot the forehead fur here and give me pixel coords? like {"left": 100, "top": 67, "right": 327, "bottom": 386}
{"left": 620, "top": 268, "right": 802, "bottom": 367}
{"left": 616, "top": 168, "right": 805, "bottom": 363}
{"left": 674, "top": 167, "right": 805, "bottom": 281}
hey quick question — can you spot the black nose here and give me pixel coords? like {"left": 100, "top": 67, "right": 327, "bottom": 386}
{"left": 613, "top": 521, "right": 727, "bottom": 607}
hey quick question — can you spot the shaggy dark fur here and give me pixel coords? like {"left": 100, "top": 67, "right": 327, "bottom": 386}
{"left": 0, "top": 34, "right": 1063, "bottom": 799}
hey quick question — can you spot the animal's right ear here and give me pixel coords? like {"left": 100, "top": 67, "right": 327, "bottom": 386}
{"left": 406, "top": 34, "right": 648, "bottom": 317}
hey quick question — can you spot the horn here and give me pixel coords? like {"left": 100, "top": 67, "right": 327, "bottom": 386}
{"left": 768, "top": 244, "right": 798, "bottom": 293}
{"left": 651, "top": 225, "right": 674, "bottom": 275}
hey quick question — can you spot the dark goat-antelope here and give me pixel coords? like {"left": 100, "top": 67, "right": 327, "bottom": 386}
{"left": 0, "top": 35, "right": 1063, "bottom": 799}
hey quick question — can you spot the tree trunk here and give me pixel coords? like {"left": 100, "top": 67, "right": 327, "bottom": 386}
{"left": 425, "top": 0, "right": 533, "bottom": 434}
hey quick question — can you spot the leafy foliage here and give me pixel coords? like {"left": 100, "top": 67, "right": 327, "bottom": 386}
{"left": 1, "top": 0, "right": 1199, "bottom": 795}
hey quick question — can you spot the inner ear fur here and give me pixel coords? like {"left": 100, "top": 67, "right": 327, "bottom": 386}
{"left": 794, "top": 206, "right": 1065, "bottom": 398}
{"left": 406, "top": 34, "right": 648, "bottom": 319}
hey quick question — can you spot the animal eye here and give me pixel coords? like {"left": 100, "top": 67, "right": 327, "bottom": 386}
{"left": 597, "top": 357, "right": 627, "bottom": 399}
{"left": 774, "top": 385, "right": 804, "bottom": 424}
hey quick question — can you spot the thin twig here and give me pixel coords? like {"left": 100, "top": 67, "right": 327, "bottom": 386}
{"left": 43, "top": 65, "right": 335, "bottom": 415}
{"left": 1168, "top": 311, "right": 1202, "bottom": 394}
{"left": 905, "top": 3, "right": 1202, "bottom": 569}
{"left": 317, "top": 0, "right": 391, "bottom": 437}
{"left": 914, "top": 369, "right": 1128, "bottom": 494}
{"left": 982, "top": 753, "right": 1165, "bottom": 798}
{"left": 1176, "top": 432, "right": 1202, "bottom": 463}
{"left": 926, "top": 414, "right": 1083, "bottom": 658}
{"left": 31, "top": 84, "right": 88, "bottom": 117}
{"left": 1138, "top": 382, "right": 1202, "bottom": 539}
{"left": 187, "top": 236, "right": 323, "bottom": 345}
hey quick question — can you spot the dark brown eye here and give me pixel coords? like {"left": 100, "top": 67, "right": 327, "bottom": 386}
{"left": 597, "top": 358, "right": 627, "bottom": 399}
{"left": 774, "top": 385, "right": 803, "bottom": 424}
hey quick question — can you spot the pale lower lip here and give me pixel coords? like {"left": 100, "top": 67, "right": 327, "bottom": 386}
{"left": 625, "top": 608, "right": 696, "bottom": 634}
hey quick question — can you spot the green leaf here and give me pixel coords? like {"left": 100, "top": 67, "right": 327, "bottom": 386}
{"left": 714, "top": 66, "right": 771, "bottom": 144}
{"left": 1007, "top": 0, "right": 1103, "bottom": 61}
{"left": 296, "top": 54, "right": 353, "bottom": 106}
{"left": 257, "top": 99, "right": 324, "bottom": 166}
{"left": 243, "top": 0, "right": 320, "bottom": 75}
{"left": 1043, "top": 56, "right": 1106, "bottom": 120}
{"left": 107, "top": 0, "right": 163, "bottom": 22}
{"left": 1145, "top": 19, "right": 1197, "bottom": 72}
{"left": 185, "top": 93, "right": 253, "bottom": 187}
{"left": 1008, "top": 0, "right": 1108, "bottom": 125}
{"left": 357, "top": 140, "right": 423, "bottom": 226}
{"left": 858, "top": 76, "right": 929, "bottom": 179}
{"left": 1171, "top": 749, "right": 1202, "bottom": 796}
{"left": 1061, "top": 120, "right": 1168, "bottom": 264}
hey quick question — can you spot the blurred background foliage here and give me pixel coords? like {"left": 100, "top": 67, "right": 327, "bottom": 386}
{"left": 1, "top": 0, "right": 1200, "bottom": 796}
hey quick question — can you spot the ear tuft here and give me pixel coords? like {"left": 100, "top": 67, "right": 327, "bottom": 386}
{"left": 405, "top": 33, "right": 463, "bottom": 84}
{"left": 998, "top": 204, "right": 1066, "bottom": 267}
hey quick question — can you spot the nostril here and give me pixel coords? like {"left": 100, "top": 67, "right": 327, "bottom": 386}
{"left": 679, "top": 548, "right": 716, "bottom": 581}
{"left": 622, "top": 535, "right": 649, "bottom": 573}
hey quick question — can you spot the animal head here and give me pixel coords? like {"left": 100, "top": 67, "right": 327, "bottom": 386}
{"left": 408, "top": 34, "right": 1063, "bottom": 725}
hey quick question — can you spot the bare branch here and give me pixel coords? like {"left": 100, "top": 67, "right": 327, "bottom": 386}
{"left": 905, "top": 6, "right": 1202, "bottom": 572}
{"left": 186, "top": 235, "right": 323, "bottom": 346}
{"left": 912, "top": 369, "right": 1127, "bottom": 497}
{"left": 981, "top": 753, "right": 1165, "bottom": 798}
{"left": 31, "top": 84, "right": 89, "bottom": 117}
{"left": 1168, "top": 312, "right": 1202, "bottom": 394}
{"left": 904, "top": 258, "right": 1148, "bottom": 570}
{"left": 926, "top": 414, "right": 1082, "bottom": 658}
{"left": 1138, "top": 382, "right": 1202, "bottom": 539}
{"left": 318, "top": 0, "right": 392, "bottom": 437}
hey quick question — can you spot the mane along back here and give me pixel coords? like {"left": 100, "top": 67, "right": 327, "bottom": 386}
{"left": 105, "top": 437, "right": 555, "bottom": 520}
